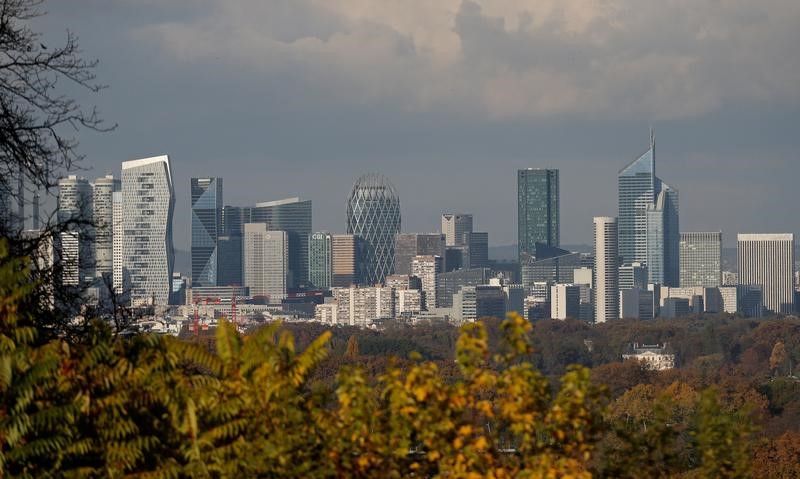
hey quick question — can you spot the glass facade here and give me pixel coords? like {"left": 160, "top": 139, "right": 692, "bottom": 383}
{"left": 436, "top": 267, "right": 491, "bottom": 308}
{"left": 191, "top": 178, "right": 223, "bottom": 287}
{"left": 217, "top": 235, "right": 243, "bottom": 287}
{"left": 252, "top": 198, "right": 312, "bottom": 288}
{"left": 517, "top": 169, "right": 559, "bottom": 263}
{"left": 309, "top": 231, "right": 333, "bottom": 289}
{"left": 346, "top": 174, "right": 401, "bottom": 285}
{"left": 394, "top": 233, "right": 446, "bottom": 276}
{"left": 679, "top": 232, "right": 722, "bottom": 287}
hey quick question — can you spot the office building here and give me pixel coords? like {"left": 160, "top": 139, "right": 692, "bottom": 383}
{"left": 518, "top": 168, "right": 559, "bottom": 262}
{"left": 346, "top": 174, "right": 401, "bottom": 285}
{"left": 619, "top": 262, "right": 648, "bottom": 291}
{"left": 217, "top": 235, "right": 243, "bottom": 286}
{"left": 594, "top": 217, "right": 619, "bottom": 323}
{"left": 453, "top": 285, "right": 506, "bottom": 324}
{"left": 436, "top": 267, "right": 492, "bottom": 308}
{"left": 551, "top": 284, "right": 581, "bottom": 320}
{"left": 331, "top": 234, "right": 361, "bottom": 287}
{"left": 467, "top": 232, "right": 489, "bottom": 268}
{"left": 386, "top": 274, "right": 422, "bottom": 291}
{"left": 252, "top": 197, "right": 312, "bottom": 287}
{"left": 411, "top": 255, "right": 442, "bottom": 310}
{"left": 618, "top": 131, "right": 679, "bottom": 286}
{"left": 190, "top": 177, "right": 223, "bottom": 287}
{"left": 680, "top": 232, "right": 722, "bottom": 287}
{"left": 719, "top": 285, "right": 764, "bottom": 317}
{"left": 394, "top": 233, "right": 446, "bottom": 275}
{"left": 92, "top": 175, "right": 120, "bottom": 280}
{"left": 444, "top": 245, "right": 469, "bottom": 272}
{"left": 58, "top": 175, "right": 94, "bottom": 285}
{"left": 645, "top": 186, "right": 680, "bottom": 286}
{"left": 112, "top": 191, "right": 125, "bottom": 293}
{"left": 243, "top": 223, "right": 288, "bottom": 304}
{"left": 308, "top": 232, "right": 333, "bottom": 289}
{"left": 737, "top": 234, "right": 795, "bottom": 314}
{"left": 221, "top": 205, "right": 252, "bottom": 236}
{"left": 120, "top": 156, "right": 175, "bottom": 305}
{"left": 661, "top": 298, "right": 690, "bottom": 318}
{"left": 441, "top": 214, "right": 473, "bottom": 246}
{"left": 619, "top": 288, "right": 655, "bottom": 320}
{"left": 520, "top": 243, "right": 583, "bottom": 287}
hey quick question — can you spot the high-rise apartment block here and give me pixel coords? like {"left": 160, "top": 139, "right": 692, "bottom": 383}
{"left": 92, "top": 175, "right": 120, "bottom": 280}
{"left": 120, "top": 156, "right": 175, "bottom": 305}
{"left": 441, "top": 214, "right": 473, "bottom": 246}
{"left": 411, "top": 255, "right": 442, "bottom": 310}
{"left": 243, "top": 223, "right": 288, "bottom": 303}
{"left": 394, "top": 233, "right": 446, "bottom": 276}
{"left": 191, "top": 177, "right": 223, "bottom": 287}
{"left": 737, "top": 234, "right": 795, "bottom": 314}
{"left": 252, "top": 197, "right": 311, "bottom": 287}
{"left": 309, "top": 231, "right": 333, "bottom": 289}
{"left": 346, "top": 174, "right": 401, "bottom": 285}
{"left": 680, "top": 232, "right": 722, "bottom": 287}
{"left": 518, "top": 168, "right": 559, "bottom": 262}
{"left": 618, "top": 131, "right": 679, "bottom": 286}
{"left": 594, "top": 217, "right": 619, "bottom": 323}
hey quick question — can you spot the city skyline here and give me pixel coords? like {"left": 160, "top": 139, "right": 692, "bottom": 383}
{"left": 28, "top": 2, "right": 800, "bottom": 249}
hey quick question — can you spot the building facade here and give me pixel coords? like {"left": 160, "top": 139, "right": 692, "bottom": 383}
{"left": 243, "top": 223, "right": 288, "bottom": 304}
{"left": 394, "top": 233, "right": 446, "bottom": 276}
{"left": 120, "top": 156, "right": 175, "bottom": 305}
{"left": 309, "top": 231, "right": 333, "bottom": 289}
{"left": 346, "top": 174, "right": 401, "bottom": 285}
{"left": 441, "top": 213, "right": 473, "bottom": 246}
{"left": 594, "top": 216, "right": 619, "bottom": 323}
{"left": 618, "top": 131, "right": 679, "bottom": 287}
{"left": 251, "top": 197, "right": 312, "bottom": 287}
{"left": 331, "top": 234, "right": 361, "bottom": 287}
{"left": 58, "top": 175, "right": 94, "bottom": 285}
{"left": 92, "top": 175, "right": 120, "bottom": 280}
{"left": 436, "top": 267, "right": 492, "bottom": 308}
{"left": 737, "top": 234, "right": 795, "bottom": 314}
{"left": 411, "top": 255, "right": 442, "bottom": 310}
{"left": 680, "top": 232, "right": 722, "bottom": 287}
{"left": 518, "top": 168, "right": 559, "bottom": 262}
{"left": 191, "top": 177, "right": 223, "bottom": 287}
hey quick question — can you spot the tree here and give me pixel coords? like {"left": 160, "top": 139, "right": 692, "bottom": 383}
{"left": 770, "top": 341, "right": 787, "bottom": 376}
{"left": 345, "top": 334, "right": 359, "bottom": 358}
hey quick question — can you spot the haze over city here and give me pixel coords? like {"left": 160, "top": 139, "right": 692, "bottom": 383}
{"left": 34, "top": 1, "right": 800, "bottom": 248}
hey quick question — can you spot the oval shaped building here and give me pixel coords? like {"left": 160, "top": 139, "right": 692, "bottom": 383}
{"left": 346, "top": 174, "right": 401, "bottom": 285}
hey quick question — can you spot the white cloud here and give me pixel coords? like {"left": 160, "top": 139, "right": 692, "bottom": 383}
{"left": 133, "top": 0, "right": 800, "bottom": 120}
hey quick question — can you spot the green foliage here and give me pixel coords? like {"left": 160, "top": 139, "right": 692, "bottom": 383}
{"left": 0, "top": 241, "right": 779, "bottom": 476}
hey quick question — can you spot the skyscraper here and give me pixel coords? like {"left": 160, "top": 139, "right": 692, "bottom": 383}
{"left": 346, "top": 174, "right": 401, "bottom": 285}
{"left": 466, "top": 231, "right": 489, "bottom": 268}
{"left": 191, "top": 177, "right": 223, "bottom": 287}
{"left": 331, "top": 234, "right": 360, "bottom": 287}
{"left": 243, "top": 223, "right": 288, "bottom": 303}
{"left": 252, "top": 197, "right": 311, "bottom": 287}
{"left": 112, "top": 191, "right": 125, "bottom": 293}
{"left": 221, "top": 205, "right": 252, "bottom": 236}
{"left": 618, "top": 131, "right": 680, "bottom": 285}
{"left": 594, "top": 217, "right": 619, "bottom": 323}
{"left": 518, "top": 168, "right": 559, "bottom": 263}
{"left": 217, "top": 235, "right": 243, "bottom": 287}
{"left": 58, "top": 175, "right": 94, "bottom": 285}
{"left": 441, "top": 214, "right": 473, "bottom": 246}
{"left": 309, "top": 231, "right": 333, "bottom": 289}
{"left": 394, "top": 233, "right": 446, "bottom": 276}
{"left": 680, "top": 232, "right": 722, "bottom": 287}
{"left": 121, "top": 155, "right": 175, "bottom": 305}
{"left": 92, "top": 175, "right": 120, "bottom": 280}
{"left": 737, "top": 234, "right": 795, "bottom": 314}
{"left": 411, "top": 254, "right": 442, "bottom": 310}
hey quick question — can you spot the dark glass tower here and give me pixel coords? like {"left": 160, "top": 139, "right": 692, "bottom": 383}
{"left": 517, "top": 169, "right": 559, "bottom": 263}
{"left": 191, "top": 178, "right": 223, "bottom": 287}
{"left": 251, "top": 197, "right": 312, "bottom": 288}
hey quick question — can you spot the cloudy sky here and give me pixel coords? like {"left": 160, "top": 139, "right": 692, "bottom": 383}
{"left": 36, "top": 0, "right": 800, "bottom": 249}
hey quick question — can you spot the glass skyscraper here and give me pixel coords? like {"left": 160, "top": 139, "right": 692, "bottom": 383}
{"left": 251, "top": 197, "right": 312, "bottom": 288}
{"left": 191, "top": 177, "right": 223, "bottom": 287}
{"left": 346, "top": 174, "right": 401, "bottom": 285}
{"left": 309, "top": 231, "right": 333, "bottom": 289}
{"left": 517, "top": 169, "right": 559, "bottom": 263}
{"left": 618, "top": 131, "right": 679, "bottom": 286}
{"left": 121, "top": 155, "right": 175, "bottom": 305}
